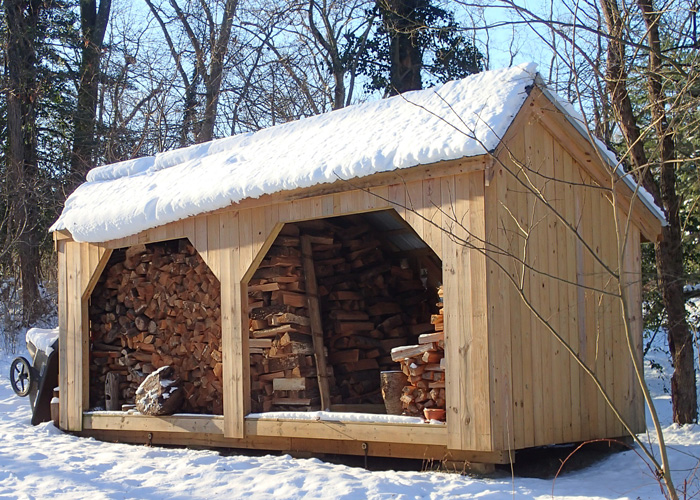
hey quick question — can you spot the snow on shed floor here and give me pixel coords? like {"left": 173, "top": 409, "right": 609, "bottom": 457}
{"left": 0, "top": 350, "right": 698, "bottom": 499}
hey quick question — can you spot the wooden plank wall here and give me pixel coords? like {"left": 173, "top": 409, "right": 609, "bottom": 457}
{"left": 58, "top": 241, "right": 110, "bottom": 431}
{"left": 440, "top": 172, "right": 492, "bottom": 452}
{"left": 488, "top": 116, "right": 646, "bottom": 450}
{"left": 59, "top": 135, "right": 645, "bottom": 455}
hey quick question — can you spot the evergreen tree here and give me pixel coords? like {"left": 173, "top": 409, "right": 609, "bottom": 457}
{"left": 355, "top": 0, "right": 483, "bottom": 96}
{"left": 1, "top": 0, "right": 79, "bottom": 324}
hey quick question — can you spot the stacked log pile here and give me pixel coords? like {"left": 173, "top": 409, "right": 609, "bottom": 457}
{"left": 392, "top": 285, "right": 445, "bottom": 417}
{"left": 308, "top": 220, "right": 435, "bottom": 406}
{"left": 89, "top": 239, "right": 223, "bottom": 414}
{"left": 247, "top": 218, "right": 442, "bottom": 412}
{"left": 248, "top": 225, "right": 322, "bottom": 412}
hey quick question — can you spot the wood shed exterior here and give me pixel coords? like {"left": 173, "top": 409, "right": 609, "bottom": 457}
{"left": 52, "top": 67, "right": 664, "bottom": 467}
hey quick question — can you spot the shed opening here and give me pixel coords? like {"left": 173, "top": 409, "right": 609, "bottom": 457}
{"left": 88, "top": 238, "right": 223, "bottom": 414}
{"left": 247, "top": 209, "right": 445, "bottom": 418}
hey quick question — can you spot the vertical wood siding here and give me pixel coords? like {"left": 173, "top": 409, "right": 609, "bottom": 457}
{"left": 489, "top": 117, "right": 646, "bottom": 450}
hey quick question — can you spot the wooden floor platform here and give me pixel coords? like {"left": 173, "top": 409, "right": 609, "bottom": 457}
{"left": 79, "top": 412, "right": 511, "bottom": 465}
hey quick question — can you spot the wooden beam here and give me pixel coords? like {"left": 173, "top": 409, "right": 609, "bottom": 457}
{"left": 300, "top": 235, "right": 332, "bottom": 410}
{"left": 53, "top": 229, "right": 73, "bottom": 242}
{"left": 81, "top": 246, "right": 112, "bottom": 300}
{"left": 100, "top": 157, "right": 489, "bottom": 249}
{"left": 77, "top": 427, "right": 512, "bottom": 463}
{"left": 248, "top": 418, "right": 447, "bottom": 446}
{"left": 83, "top": 413, "right": 225, "bottom": 434}
{"left": 219, "top": 211, "right": 245, "bottom": 439}
{"left": 58, "top": 240, "right": 69, "bottom": 430}
{"left": 82, "top": 412, "right": 448, "bottom": 446}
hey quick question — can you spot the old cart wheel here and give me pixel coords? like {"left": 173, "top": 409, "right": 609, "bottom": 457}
{"left": 10, "top": 357, "right": 32, "bottom": 397}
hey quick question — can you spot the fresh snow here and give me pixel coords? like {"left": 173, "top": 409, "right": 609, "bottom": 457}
{"left": 1, "top": 346, "right": 699, "bottom": 499}
{"left": 50, "top": 63, "right": 666, "bottom": 244}
{"left": 25, "top": 327, "right": 59, "bottom": 356}
{"left": 51, "top": 64, "right": 538, "bottom": 243}
{"left": 247, "top": 411, "right": 427, "bottom": 425}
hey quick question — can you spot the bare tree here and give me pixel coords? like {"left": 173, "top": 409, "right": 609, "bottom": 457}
{"left": 71, "top": 0, "right": 112, "bottom": 183}
{"left": 145, "top": 0, "right": 240, "bottom": 144}
{"left": 306, "top": 0, "right": 374, "bottom": 109}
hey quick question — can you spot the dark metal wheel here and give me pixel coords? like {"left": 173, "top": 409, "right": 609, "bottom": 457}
{"left": 10, "top": 357, "right": 32, "bottom": 397}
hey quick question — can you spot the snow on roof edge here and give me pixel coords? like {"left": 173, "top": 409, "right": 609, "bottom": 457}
{"left": 50, "top": 65, "right": 665, "bottom": 244}
{"left": 50, "top": 64, "right": 539, "bottom": 242}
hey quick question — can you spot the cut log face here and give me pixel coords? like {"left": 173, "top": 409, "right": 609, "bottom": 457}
{"left": 393, "top": 285, "right": 445, "bottom": 417}
{"left": 88, "top": 238, "right": 223, "bottom": 414}
{"left": 135, "top": 366, "right": 184, "bottom": 416}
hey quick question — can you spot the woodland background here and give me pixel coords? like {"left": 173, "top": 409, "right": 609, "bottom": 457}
{"left": 0, "top": 0, "right": 698, "bottom": 427}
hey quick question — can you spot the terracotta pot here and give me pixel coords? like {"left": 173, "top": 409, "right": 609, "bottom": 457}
{"left": 423, "top": 408, "right": 446, "bottom": 421}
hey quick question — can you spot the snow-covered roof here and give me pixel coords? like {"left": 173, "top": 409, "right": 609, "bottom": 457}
{"left": 50, "top": 62, "right": 664, "bottom": 243}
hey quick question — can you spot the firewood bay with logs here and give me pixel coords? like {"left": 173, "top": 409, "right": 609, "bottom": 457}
{"left": 89, "top": 239, "right": 223, "bottom": 414}
{"left": 248, "top": 219, "right": 445, "bottom": 417}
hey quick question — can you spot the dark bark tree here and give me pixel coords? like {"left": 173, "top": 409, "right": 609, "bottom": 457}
{"left": 600, "top": 0, "right": 697, "bottom": 424}
{"left": 358, "top": 0, "right": 482, "bottom": 96}
{"left": 636, "top": 0, "right": 697, "bottom": 425}
{"left": 3, "top": 0, "right": 44, "bottom": 323}
{"left": 70, "top": 0, "right": 111, "bottom": 185}
{"left": 378, "top": 0, "right": 423, "bottom": 94}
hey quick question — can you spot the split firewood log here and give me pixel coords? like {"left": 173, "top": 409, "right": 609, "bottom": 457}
{"left": 135, "top": 365, "right": 183, "bottom": 416}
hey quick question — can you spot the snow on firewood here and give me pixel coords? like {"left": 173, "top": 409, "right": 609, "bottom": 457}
{"left": 135, "top": 366, "right": 183, "bottom": 416}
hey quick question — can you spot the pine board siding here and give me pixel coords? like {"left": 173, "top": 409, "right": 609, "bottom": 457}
{"left": 488, "top": 106, "right": 649, "bottom": 450}
{"left": 58, "top": 240, "right": 110, "bottom": 431}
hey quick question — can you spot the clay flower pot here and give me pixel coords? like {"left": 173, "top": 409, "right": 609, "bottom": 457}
{"left": 423, "top": 408, "right": 446, "bottom": 421}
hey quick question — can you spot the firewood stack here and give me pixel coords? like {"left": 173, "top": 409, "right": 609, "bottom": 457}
{"left": 392, "top": 285, "right": 445, "bottom": 417}
{"left": 248, "top": 224, "right": 322, "bottom": 412}
{"left": 247, "top": 218, "right": 441, "bottom": 412}
{"left": 308, "top": 220, "right": 436, "bottom": 406}
{"left": 88, "top": 239, "right": 223, "bottom": 414}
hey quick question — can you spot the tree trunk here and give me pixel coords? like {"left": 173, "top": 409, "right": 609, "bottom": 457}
{"left": 198, "top": 0, "right": 239, "bottom": 143}
{"left": 636, "top": 0, "right": 697, "bottom": 424}
{"left": 144, "top": 0, "right": 199, "bottom": 147}
{"left": 378, "top": 0, "right": 423, "bottom": 95}
{"left": 70, "top": 0, "right": 112, "bottom": 186}
{"left": 601, "top": 0, "right": 697, "bottom": 424}
{"left": 3, "top": 0, "right": 44, "bottom": 324}
{"left": 307, "top": 0, "right": 347, "bottom": 110}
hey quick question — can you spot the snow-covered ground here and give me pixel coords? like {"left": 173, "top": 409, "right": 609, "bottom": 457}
{"left": 1, "top": 344, "right": 698, "bottom": 500}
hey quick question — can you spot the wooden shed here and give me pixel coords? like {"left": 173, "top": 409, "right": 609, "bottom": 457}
{"left": 50, "top": 64, "right": 664, "bottom": 469}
